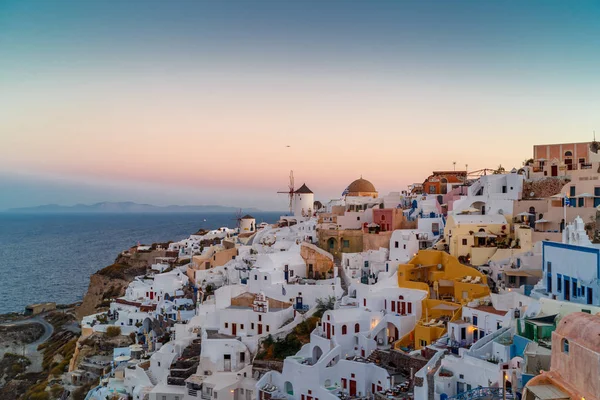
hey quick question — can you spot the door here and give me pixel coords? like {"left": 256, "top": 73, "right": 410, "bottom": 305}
{"left": 588, "top": 287, "right": 593, "bottom": 305}
{"left": 564, "top": 278, "right": 570, "bottom": 301}
{"left": 400, "top": 302, "right": 406, "bottom": 315}
{"left": 349, "top": 380, "right": 357, "bottom": 396}
{"left": 232, "top": 323, "right": 237, "bottom": 336}
{"left": 341, "top": 378, "right": 347, "bottom": 390}
{"left": 551, "top": 165, "right": 558, "bottom": 176}
{"left": 224, "top": 354, "right": 231, "bottom": 371}
{"left": 326, "top": 323, "right": 331, "bottom": 339}
{"left": 296, "top": 297, "right": 303, "bottom": 310}
{"left": 258, "top": 324, "right": 263, "bottom": 335}
{"left": 284, "top": 265, "right": 289, "bottom": 282}
{"left": 149, "top": 291, "right": 154, "bottom": 300}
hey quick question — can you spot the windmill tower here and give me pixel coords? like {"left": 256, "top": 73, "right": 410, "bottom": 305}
{"left": 277, "top": 170, "right": 295, "bottom": 214}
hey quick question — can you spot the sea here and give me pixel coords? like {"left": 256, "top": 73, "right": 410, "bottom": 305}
{"left": 0, "top": 212, "right": 281, "bottom": 314}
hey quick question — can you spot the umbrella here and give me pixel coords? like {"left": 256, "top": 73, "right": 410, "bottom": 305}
{"left": 114, "top": 355, "right": 130, "bottom": 363}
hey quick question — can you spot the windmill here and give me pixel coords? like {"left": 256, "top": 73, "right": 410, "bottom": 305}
{"left": 232, "top": 208, "right": 243, "bottom": 229}
{"left": 277, "top": 170, "right": 295, "bottom": 214}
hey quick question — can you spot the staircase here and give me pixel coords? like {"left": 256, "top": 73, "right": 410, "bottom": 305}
{"left": 145, "top": 368, "right": 158, "bottom": 385}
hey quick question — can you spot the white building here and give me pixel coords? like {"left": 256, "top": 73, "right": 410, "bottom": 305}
{"left": 451, "top": 172, "right": 524, "bottom": 217}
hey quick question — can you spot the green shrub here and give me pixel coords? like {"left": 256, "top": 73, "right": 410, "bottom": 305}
{"left": 106, "top": 326, "right": 122, "bottom": 337}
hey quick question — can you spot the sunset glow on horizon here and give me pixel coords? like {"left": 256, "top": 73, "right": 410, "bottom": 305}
{"left": 1, "top": 0, "right": 599, "bottom": 210}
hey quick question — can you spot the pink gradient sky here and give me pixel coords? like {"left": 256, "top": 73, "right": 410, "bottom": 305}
{"left": 1, "top": 1, "right": 599, "bottom": 210}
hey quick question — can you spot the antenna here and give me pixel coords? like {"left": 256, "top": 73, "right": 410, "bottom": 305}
{"left": 277, "top": 170, "right": 295, "bottom": 214}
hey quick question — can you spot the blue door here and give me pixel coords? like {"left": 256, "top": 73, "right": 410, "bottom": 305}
{"left": 296, "top": 297, "right": 303, "bottom": 310}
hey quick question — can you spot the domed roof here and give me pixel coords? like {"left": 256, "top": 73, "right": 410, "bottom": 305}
{"left": 347, "top": 178, "right": 376, "bottom": 193}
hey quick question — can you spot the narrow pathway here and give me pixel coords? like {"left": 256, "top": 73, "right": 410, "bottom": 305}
{"left": 0, "top": 315, "right": 54, "bottom": 373}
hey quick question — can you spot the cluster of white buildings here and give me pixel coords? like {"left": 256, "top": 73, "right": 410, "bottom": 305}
{"left": 80, "top": 146, "right": 600, "bottom": 400}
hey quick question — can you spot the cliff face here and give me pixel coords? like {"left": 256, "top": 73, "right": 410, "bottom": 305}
{"left": 75, "top": 250, "right": 167, "bottom": 320}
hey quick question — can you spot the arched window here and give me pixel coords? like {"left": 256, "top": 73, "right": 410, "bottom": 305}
{"left": 562, "top": 339, "right": 569, "bottom": 354}
{"left": 565, "top": 151, "right": 573, "bottom": 157}
{"left": 399, "top": 295, "right": 404, "bottom": 300}
{"left": 342, "top": 325, "right": 347, "bottom": 335}
{"left": 355, "top": 323, "right": 360, "bottom": 333}
{"left": 381, "top": 215, "right": 386, "bottom": 221}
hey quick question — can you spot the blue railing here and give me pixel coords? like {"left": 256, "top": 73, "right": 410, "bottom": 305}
{"left": 447, "top": 387, "right": 515, "bottom": 400}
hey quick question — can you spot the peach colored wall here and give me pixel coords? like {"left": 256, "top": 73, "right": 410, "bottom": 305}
{"left": 363, "top": 231, "right": 392, "bottom": 251}
{"left": 300, "top": 243, "right": 334, "bottom": 277}
{"left": 551, "top": 331, "right": 600, "bottom": 399}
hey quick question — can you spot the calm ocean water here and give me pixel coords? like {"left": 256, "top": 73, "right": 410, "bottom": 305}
{"left": 0, "top": 212, "right": 281, "bottom": 314}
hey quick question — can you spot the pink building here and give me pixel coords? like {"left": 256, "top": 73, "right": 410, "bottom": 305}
{"left": 371, "top": 208, "right": 405, "bottom": 232}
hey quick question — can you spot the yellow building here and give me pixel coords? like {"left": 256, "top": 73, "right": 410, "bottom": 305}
{"left": 395, "top": 250, "right": 490, "bottom": 350}
{"left": 442, "top": 213, "right": 532, "bottom": 266}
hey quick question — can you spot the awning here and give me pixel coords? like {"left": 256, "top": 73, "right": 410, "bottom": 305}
{"left": 438, "top": 279, "right": 454, "bottom": 287}
{"left": 575, "top": 192, "right": 594, "bottom": 198}
{"left": 474, "top": 232, "right": 497, "bottom": 238}
{"left": 516, "top": 212, "right": 534, "bottom": 217}
{"left": 503, "top": 269, "right": 542, "bottom": 277}
{"left": 431, "top": 303, "right": 460, "bottom": 311}
{"left": 526, "top": 384, "right": 570, "bottom": 399}
{"left": 535, "top": 219, "right": 549, "bottom": 223}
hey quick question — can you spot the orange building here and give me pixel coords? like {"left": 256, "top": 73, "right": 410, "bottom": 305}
{"left": 422, "top": 171, "right": 467, "bottom": 195}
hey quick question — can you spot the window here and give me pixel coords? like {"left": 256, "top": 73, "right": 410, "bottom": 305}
{"left": 565, "top": 151, "right": 573, "bottom": 157}
{"left": 266, "top": 325, "right": 270, "bottom": 332}
{"left": 462, "top": 239, "right": 468, "bottom": 246}
{"left": 578, "top": 197, "right": 584, "bottom": 207}
{"left": 254, "top": 275, "right": 258, "bottom": 280}
{"left": 356, "top": 216, "right": 360, "bottom": 221}
{"left": 258, "top": 315, "right": 262, "bottom": 322}
{"left": 562, "top": 339, "right": 569, "bottom": 354}
{"left": 570, "top": 186, "right": 576, "bottom": 197}
{"left": 579, "top": 157, "right": 586, "bottom": 164}
{"left": 355, "top": 323, "right": 360, "bottom": 333}
{"left": 502, "top": 186, "right": 507, "bottom": 193}
{"left": 251, "top": 323, "right": 254, "bottom": 329}
{"left": 459, "top": 374, "right": 464, "bottom": 379}
{"left": 497, "top": 321, "right": 502, "bottom": 330}
{"left": 394, "top": 241, "right": 399, "bottom": 248}
{"left": 240, "top": 324, "right": 244, "bottom": 329}
{"left": 572, "top": 280, "right": 577, "bottom": 298}
{"left": 508, "top": 276, "right": 516, "bottom": 284}
{"left": 342, "top": 325, "right": 347, "bottom": 334}
{"left": 225, "top": 323, "right": 228, "bottom": 328}
{"left": 264, "top": 276, "right": 267, "bottom": 280}
{"left": 175, "top": 397, "right": 180, "bottom": 400}
{"left": 381, "top": 215, "right": 386, "bottom": 221}
{"left": 162, "top": 396, "right": 167, "bottom": 400}
{"left": 429, "top": 186, "right": 436, "bottom": 194}
{"left": 343, "top": 240, "right": 350, "bottom": 248}
{"left": 473, "top": 315, "right": 478, "bottom": 326}
{"left": 546, "top": 262, "right": 552, "bottom": 272}
{"left": 557, "top": 274, "right": 562, "bottom": 292}
{"left": 403, "top": 244, "right": 406, "bottom": 249}
{"left": 420, "top": 339, "right": 427, "bottom": 347}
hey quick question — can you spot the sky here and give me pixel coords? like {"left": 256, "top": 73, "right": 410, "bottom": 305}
{"left": 1, "top": 0, "right": 600, "bottom": 211}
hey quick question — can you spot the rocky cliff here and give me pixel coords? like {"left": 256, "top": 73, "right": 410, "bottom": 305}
{"left": 75, "top": 250, "right": 166, "bottom": 320}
